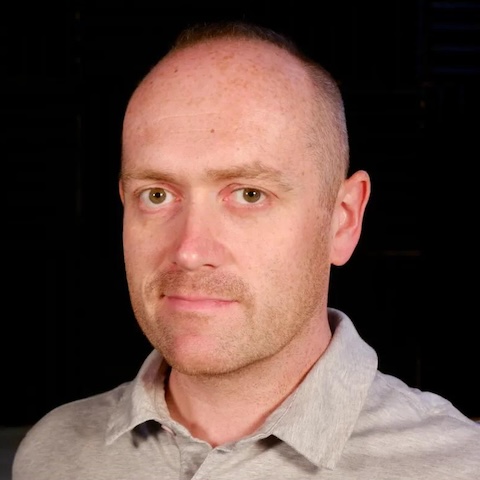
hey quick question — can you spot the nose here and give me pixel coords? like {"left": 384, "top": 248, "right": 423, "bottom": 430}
{"left": 171, "top": 202, "right": 227, "bottom": 271}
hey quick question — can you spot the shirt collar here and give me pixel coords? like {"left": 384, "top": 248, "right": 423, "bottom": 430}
{"left": 106, "top": 308, "right": 378, "bottom": 469}
{"left": 106, "top": 349, "right": 169, "bottom": 444}
{"left": 268, "top": 308, "right": 378, "bottom": 468}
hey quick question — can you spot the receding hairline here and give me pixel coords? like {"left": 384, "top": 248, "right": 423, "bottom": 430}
{"left": 124, "top": 21, "right": 350, "bottom": 204}
{"left": 170, "top": 20, "right": 303, "bottom": 56}
{"left": 167, "top": 21, "right": 350, "bottom": 191}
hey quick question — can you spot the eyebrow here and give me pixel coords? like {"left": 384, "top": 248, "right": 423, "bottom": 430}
{"left": 121, "top": 161, "right": 294, "bottom": 191}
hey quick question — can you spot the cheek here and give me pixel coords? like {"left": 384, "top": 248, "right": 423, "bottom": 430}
{"left": 122, "top": 221, "right": 168, "bottom": 277}
{"left": 123, "top": 204, "right": 172, "bottom": 251}
{"left": 269, "top": 216, "right": 330, "bottom": 279}
{"left": 238, "top": 231, "right": 305, "bottom": 283}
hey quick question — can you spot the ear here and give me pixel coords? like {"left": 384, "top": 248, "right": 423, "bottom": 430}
{"left": 330, "top": 170, "right": 371, "bottom": 266}
{"left": 119, "top": 178, "right": 125, "bottom": 205}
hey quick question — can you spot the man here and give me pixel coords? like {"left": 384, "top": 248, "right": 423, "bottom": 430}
{"left": 13, "top": 20, "right": 480, "bottom": 479}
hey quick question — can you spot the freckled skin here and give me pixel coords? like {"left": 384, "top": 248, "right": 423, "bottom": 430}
{"left": 119, "top": 37, "right": 370, "bottom": 432}
{"left": 121, "top": 39, "right": 335, "bottom": 375}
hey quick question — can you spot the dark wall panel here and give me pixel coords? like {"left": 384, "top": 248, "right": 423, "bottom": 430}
{"left": 3, "top": 1, "right": 479, "bottom": 426}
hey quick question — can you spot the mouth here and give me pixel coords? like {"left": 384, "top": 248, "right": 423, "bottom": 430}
{"left": 162, "top": 294, "right": 236, "bottom": 311}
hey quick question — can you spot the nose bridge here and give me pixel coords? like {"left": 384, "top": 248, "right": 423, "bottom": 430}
{"left": 181, "top": 199, "right": 213, "bottom": 243}
{"left": 172, "top": 196, "right": 223, "bottom": 270}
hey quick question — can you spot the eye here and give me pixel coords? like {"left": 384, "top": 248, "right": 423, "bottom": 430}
{"left": 139, "top": 187, "right": 175, "bottom": 207}
{"left": 232, "top": 188, "right": 266, "bottom": 204}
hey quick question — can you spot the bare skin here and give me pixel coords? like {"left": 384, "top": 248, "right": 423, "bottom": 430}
{"left": 119, "top": 37, "right": 370, "bottom": 446}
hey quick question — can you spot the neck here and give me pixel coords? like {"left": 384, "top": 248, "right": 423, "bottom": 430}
{"left": 164, "top": 316, "right": 332, "bottom": 447}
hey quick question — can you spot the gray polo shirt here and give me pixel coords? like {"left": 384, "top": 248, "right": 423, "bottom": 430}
{"left": 12, "top": 308, "right": 480, "bottom": 479}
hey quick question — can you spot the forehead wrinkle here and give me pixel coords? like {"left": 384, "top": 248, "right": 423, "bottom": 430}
{"left": 128, "top": 109, "right": 282, "bottom": 133}
{"left": 120, "top": 162, "right": 294, "bottom": 192}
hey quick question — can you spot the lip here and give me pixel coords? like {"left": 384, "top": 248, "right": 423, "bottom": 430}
{"left": 162, "top": 295, "right": 236, "bottom": 311}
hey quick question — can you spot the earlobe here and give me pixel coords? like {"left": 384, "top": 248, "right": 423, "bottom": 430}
{"left": 330, "top": 170, "right": 371, "bottom": 266}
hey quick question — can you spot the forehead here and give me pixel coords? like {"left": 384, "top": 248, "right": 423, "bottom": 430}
{"left": 121, "top": 110, "right": 312, "bottom": 186}
{"left": 124, "top": 38, "right": 313, "bottom": 130}
{"left": 121, "top": 39, "right": 318, "bottom": 179}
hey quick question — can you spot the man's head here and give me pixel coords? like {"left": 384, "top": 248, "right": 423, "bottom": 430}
{"left": 119, "top": 21, "right": 370, "bottom": 376}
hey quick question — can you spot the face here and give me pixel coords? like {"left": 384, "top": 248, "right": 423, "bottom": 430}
{"left": 120, "top": 40, "right": 339, "bottom": 376}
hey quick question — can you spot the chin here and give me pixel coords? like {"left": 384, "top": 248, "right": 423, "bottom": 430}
{"left": 167, "top": 357, "right": 235, "bottom": 377}
{"left": 164, "top": 344, "right": 253, "bottom": 377}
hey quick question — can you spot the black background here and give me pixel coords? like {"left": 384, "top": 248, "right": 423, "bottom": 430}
{"left": 3, "top": 0, "right": 480, "bottom": 426}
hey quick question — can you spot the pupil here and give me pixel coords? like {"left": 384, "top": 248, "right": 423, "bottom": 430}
{"left": 244, "top": 189, "right": 259, "bottom": 202}
{"left": 151, "top": 189, "right": 166, "bottom": 202}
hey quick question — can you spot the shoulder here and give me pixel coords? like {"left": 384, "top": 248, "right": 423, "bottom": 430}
{"left": 349, "top": 371, "right": 480, "bottom": 476}
{"left": 367, "top": 371, "right": 475, "bottom": 425}
{"left": 22, "top": 382, "right": 128, "bottom": 439}
{"left": 12, "top": 382, "right": 129, "bottom": 480}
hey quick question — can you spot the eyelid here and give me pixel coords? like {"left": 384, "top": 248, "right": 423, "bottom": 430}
{"left": 138, "top": 186, "right": 177, "bottom": 209}
{"left": 230, "top": 186, "right": 268, "bottom": 206}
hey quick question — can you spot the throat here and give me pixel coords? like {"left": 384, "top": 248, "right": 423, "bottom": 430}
{"left": 163, "top": 359, "right": 307, "bottom": 446}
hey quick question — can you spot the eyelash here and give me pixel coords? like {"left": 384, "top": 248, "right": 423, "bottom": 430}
{"left": 137, "top": 186, "right": 268, "bottom": 210}
{"left": 231, "top": 187, "right": 267, "bottom": 205}
{"left": 137, "top": 188, "right": 176, "bottom": 210}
